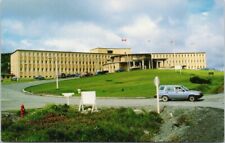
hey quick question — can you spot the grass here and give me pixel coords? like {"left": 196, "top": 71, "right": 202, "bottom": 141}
{"left": 1, "top": 104, "right": 163, "bottom": 142}
{"left": 25, "top": 69, "right": 224, "bottom": 97}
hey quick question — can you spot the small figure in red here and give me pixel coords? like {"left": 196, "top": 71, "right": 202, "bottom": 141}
{"left": 20, "top": 104, "right": 25, "bottom": 118}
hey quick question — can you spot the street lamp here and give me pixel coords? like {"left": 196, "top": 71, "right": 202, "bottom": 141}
{"left": 125, "top": 52, "right": 130, "bottom": 72}
{"left": 170, "top": 40, "right": 176, "bottom": 70}
{"left": 55, "top": 55, "right": 59, "bottom": 89}
{"left": 49, "top": 56, "right": 59, "bottom": 89}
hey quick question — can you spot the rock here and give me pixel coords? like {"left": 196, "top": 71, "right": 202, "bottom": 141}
{"left": 133, "top": 109, "right": 144, "bottom": 114}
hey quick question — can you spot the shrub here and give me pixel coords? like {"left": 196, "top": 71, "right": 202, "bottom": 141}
{"left": 176, "top": 114, "right": 190, "bottom": 126}
{"left": 190, "top": 76, "right": 211, "bottom": 84}
{"left": 2, "top": 106, "right": 163, "bottom": 142}
{"left": 1, "top": 118, "right": 13, "bottom": 130}
{"left": 46, "top": 127, "right": 68, "bottom": 142}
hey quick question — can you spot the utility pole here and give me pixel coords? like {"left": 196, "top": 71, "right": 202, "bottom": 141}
{"left": 55, "top": 56, "right": 59, "bottom": 89}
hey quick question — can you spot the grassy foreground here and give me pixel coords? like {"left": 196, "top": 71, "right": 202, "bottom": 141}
{"left": 1, "top": 104, "right": 162, "bottom": 142}
{"left": 2, "top": 105, "right": 224, "bottom": 142}
{"left": 25, "top": 69, "right": 224, "bottom": 97}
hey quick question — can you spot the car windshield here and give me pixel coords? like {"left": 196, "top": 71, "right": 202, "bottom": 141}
{"left": 181, "top": 86, "right": 189, "bottom": 91}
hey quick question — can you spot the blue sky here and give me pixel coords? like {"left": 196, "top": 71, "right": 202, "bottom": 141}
{"left": 1, "top": 0, "right": 224, "bottom": 69}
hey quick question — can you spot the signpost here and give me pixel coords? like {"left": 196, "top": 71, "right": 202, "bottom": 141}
{"left": 175, "top": 65, "right": 182, "bottom": 74}
{"left": 62, "top": 93, "right": 74, "bottom": 105}
{"left": 154, "top": 76, "right": 160, "bottom": 114}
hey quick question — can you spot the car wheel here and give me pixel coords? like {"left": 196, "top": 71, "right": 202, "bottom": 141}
{"left": 162, "top": 96, "right": 169, "bottom": 102}
{"left": 188, "top": 96, "right": 195, "bottom": 102}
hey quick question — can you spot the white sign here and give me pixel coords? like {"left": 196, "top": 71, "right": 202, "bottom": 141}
{"left": 77, "top": 89, "right": 81, "bottom": 94}
{"left": 79, "top": 91, "right": 97, "bottom": 112}
{"left": 62, "top": 93, "right": 74, "bottom": 105}
{"left": 154, "top": 76, "right": 160, "bottom": 114}
{"left": 175, "top": 65, "right": 182, "bottom": 70}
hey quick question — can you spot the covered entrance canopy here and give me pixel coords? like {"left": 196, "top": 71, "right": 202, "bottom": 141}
{"left": 152, "top": 58, "right": 167, "bottom": 69}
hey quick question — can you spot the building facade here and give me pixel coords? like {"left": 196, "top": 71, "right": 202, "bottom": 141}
{"left": 10, "top": 48, "right": 206, "bottom": 78}
{"left": 103, "top": 52, "right": 206, "bottom": 73}
{"left": 10, "top": 48, "right": 130, "bottom": 78}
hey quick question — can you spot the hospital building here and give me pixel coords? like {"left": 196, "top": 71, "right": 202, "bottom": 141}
{"left": 10, "top": 48, "right": 206, "bottom": 78}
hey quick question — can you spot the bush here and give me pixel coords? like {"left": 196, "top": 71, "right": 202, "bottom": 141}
{"left": 190, "top": 76, "right": 211, "bottom": 84}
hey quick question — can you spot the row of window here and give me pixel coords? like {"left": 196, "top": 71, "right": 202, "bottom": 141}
{"left": 165, "top": 60, "right": 205, "bottom": 64}
{"left": 20, "top": 52, "right": 109, "bottom": 58}
{"left": 153, "top": 54, "right": 205, "bottom": 58}
{"left": 20, "top": 60, "right": 106, "bottom": 65}
{"left": 20, "top": 68, "right": 100, "bottom": 72}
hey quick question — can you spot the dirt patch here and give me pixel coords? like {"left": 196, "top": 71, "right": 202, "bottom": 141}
{"left": 27, "top": 113, "right": 66, "bottom": 127}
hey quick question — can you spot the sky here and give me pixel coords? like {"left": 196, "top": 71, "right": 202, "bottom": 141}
{"left": 1, "top": 0, "right": 224, "bottom": 70}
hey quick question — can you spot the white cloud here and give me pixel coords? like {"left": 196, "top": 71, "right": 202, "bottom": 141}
{"left": 1, "top": 0, "right": 224, "bottom": 69}
{"left": 44, "top": 39, "right": 90, "bottom": 52}
{"left": 2, "top": 20, "right": 123, "bottom": 52}
{"left": 2, "top": 20, "right": 24, "bottom": 35}
{"left": 20, "top": 40, "right": 32, "bottom": 47}
{"left": 120, "top": 16, "right": 160, "bottom": 39}
{"left": 201, "top": 12, "right": 209, "bottom": 16}
{"left": 184, "top": 13, "right": 224, "bottom": 69}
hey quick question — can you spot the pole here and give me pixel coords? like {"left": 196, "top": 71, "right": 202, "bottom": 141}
{"left": 156, "top": 84, "right": 160, "bottom": 114}
{"left": 127, "top": 53, "right": 130, "bottom": 71}
{"left": 154, "top": 76, "right": 160, "bottom": 114}
{"left": 55, "top": 55, "right": 59, "bottom": 89}
{"left": 173, "top": 52, "right": 175, "bottom": 71}
{"left": 67, "top": 96, "right": 70, "bottom": 105}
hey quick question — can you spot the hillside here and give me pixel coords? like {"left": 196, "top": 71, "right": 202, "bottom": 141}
{"left": 25, "top": 69, "right": 224, "bottom": 97}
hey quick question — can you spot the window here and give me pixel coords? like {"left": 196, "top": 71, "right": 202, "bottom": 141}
{"left": 175, "top": 86, "right": 183, "bottom": 92}
{"left": 159, "top": 86, "right": 165, "bottom": 90}
{"left": 166, "top": 87, "right": 174, "bottom": 92}
{"left": 107, "top": 50, "right": 113, "bottom": 54}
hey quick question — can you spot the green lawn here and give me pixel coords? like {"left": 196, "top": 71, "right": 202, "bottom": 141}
{"left": 25, "top": 69, "right": 224, "bottom": 97}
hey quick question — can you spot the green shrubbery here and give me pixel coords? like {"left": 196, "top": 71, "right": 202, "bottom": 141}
{"left": 190, "top": 76, "right": 211, "bottom": 84}
{"left": 2, "top": 105, "right": 163, "bottom": 142}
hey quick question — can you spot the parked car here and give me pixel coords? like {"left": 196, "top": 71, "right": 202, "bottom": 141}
{"left": 11, "top": 76, "right": 18, "bottom": 81}
{"left": 81, "top": 72, "right": 93, "bottom": 77}
{"left": 96, "top": 70, "right": 109, "bottom": 75}
{"left": 115, "top": 68, "right": 125, "bottom": 72}
{"left": 34, "top": 75, "right": 45, "bottom": 80}
{"left": 158, "top": 85, "right": 203, "bottom": 102}
{"left": 59, "top": 73, "right": 67, "bottom": 78}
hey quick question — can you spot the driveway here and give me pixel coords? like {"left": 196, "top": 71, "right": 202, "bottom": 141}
{"left": 1, "top": 80, "right": 224, "bottom": 111}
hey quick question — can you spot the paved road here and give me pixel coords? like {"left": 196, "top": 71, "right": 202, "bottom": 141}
{"left": 1, "top": 80, "right": 224, "bottom": 111}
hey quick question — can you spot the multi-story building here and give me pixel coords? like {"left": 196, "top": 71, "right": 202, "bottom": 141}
{"left": 104, "top": 52, "right": 206, "bottom": 73}
{"left": 10, "top": 48, "right": 206, "bottom": 78}
{"left": 10, "top": 48, "right": 131, "bottom": 78}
